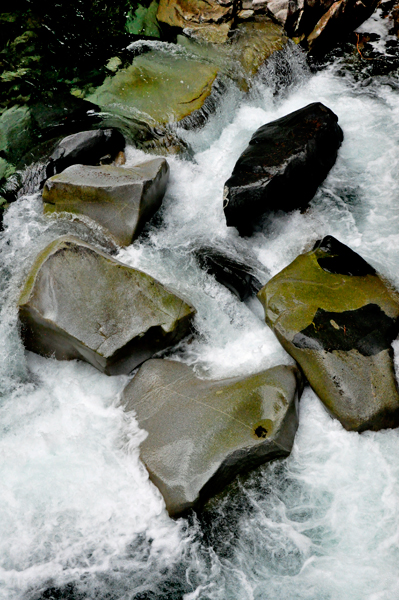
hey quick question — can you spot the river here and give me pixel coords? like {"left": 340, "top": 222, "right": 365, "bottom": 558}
{"left": 1, "top": 7, "right": 399, "bottom": 600}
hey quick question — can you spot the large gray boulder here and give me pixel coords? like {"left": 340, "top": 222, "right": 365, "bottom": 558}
{"left": 258, "top": 236, "right": 399, "bottom": 432}
{"left": 42, "top": 158, "right": 169, "bottom": 246}
{"left": 18, "top": 236, "right": 195, "bottom": 375}
{"left": 122, "top": 359, "right": 303, "bottom": 516}
{"left": 223, "top": 103, "right": 343, "bottom": 236}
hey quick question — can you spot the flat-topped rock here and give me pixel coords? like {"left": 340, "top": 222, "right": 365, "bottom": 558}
{"left": 223, "top": 103, "right": 343, "bottom": 236}
{"left": 42, "top": 158, "right": 169, "bottom": 246}
{"left": 258, "top": 236, "right": 399, "bottom": 432}
{"left": 122, "top": 359, "right": 303, "bottom": 516}
{"left": 19, "top": 236, "right": 195, "bottom": 375}
{"left": 87, "top": 51, "right": 218, "bottom": 126}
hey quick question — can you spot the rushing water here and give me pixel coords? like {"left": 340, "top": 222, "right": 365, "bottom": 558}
{"left": 2, "top": 9, "right": 399, "bottom": 600}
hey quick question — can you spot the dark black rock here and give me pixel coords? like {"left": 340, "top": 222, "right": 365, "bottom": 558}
{"left": 223, "top": 102, "right": 344, "bottom": 236}
{"left": 194, "top": 246, "right": 263, "bottom": 301}
{"left": 46, "top": 129, "right": 126, "bottom": 178}
{"left": 314, "top": 235, "right": 376, "bottom": 276}
{"left": 293, "top": 303, "right": 398, "bottom": 356}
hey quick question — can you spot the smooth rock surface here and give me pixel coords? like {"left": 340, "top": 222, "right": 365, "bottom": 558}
{"left": 258, "top": 235, "right": 399, "bottom": 432}
{"left": 42, "top": 158, "right": 169, "bottom": 246}
{"left": 87, "top": 51, "right": 218, "bottom": 126}
{"left": 122, "top": 359, "right": 302, "bottom": 516}
{"left": 19, "top": 236, "right": 195, "bottom": 375}
{"left": 46, "top": 129, "right": 126, "bottom": 178}
{"left": 223, "top": 102, "right": 343, "bottom": 236}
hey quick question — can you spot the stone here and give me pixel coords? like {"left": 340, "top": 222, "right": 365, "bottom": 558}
{"left": 18, "top": 236, "right": 195, "bottom": 376}
{"left": 46, "top": 129, "right": 126, "bottom": 178}
{"left": 223, "top": 102, "right": 343, "bottom": 236}
{"left": 177, "top": 19, "right": 287, "bottom": 92}
{"left": 305, "top": 0, "right": 380, "bottom": 54}
{"left": 42, "top": 158, "right": 169, "bottom": 247}
{"left": 194, "top": 246, "right": 264, "bottom": 300}
{"left": 87, "top": 50, "right": 218, "bottom": 126}
{"left": 257, "top": 0, "right": 379, "bottom": 53}
{"left": 157, "top": 0, "right": 234, "bottom": 43}
{"left": 122, "top": 359, "right": 302, "bottom": 516}
{"left": 257, "top": 235, "right": 399, "bottom": 432}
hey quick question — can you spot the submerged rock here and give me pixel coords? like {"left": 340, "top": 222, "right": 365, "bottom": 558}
{"left": 223, "top": 102, "right": 343, "bottom": 236}
{"left": 122, "top": 359, "right": 302, "bottom": 516}
{"left": 258, "top": 235, "right": 399, "bottom": 432}
{"left": 157, "top": 0, "right": 235, "bottom": 43}
{"left": 194, "top": 246, "right": 264, "bottom": 300}
{"left": 42, "top": 158, "right": 169, "bottom": 246}
{"left": 19, "top": 236, "right": 195, "bottom": 375}
{"left": 46, "top": 129, "right": 126, "bottom": 178}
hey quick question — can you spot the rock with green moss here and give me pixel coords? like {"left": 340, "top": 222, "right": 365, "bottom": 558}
{"left": 19, "top": 236, "right": 195, "bottom": 375}
{"left": 258, "top": 235, "right": 399, "bottom": 432}
{"left": 122, "top": 359, "right": 302, "bottom": 515}
{"left": 42, "top": 158, "right": 169, "bottom": 246}
{"left": 126, "top": 0, "right": 161, "bottom": 37}
{"left": 87, "top": 50, "right": 218, "bottom": 126}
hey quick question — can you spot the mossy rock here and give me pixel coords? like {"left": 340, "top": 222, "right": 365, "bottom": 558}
{"left": 43, "top": 159, "right": 169, "bottom": 246}
{"left": 19, "top": 236, "right": 195, "bottom": 375}
{"left": 87, "top": 50, "right": 218, "bottom": 126}
{"left": 122, "top": 359, "right": 303, "bottom": 516}
{"left": 258, "top": 235, "right": 399, "bottom": 432}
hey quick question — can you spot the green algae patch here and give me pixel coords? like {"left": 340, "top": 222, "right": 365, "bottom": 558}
{"left": 87, "top": 51, "right": 218, "bottom": 125}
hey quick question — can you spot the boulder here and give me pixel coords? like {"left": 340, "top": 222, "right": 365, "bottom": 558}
{"left": 194, "top": 246, "right": 264, "bottom": 300}
{"left": 46, "top": 129, "right": 126, "bottom": 178}
{"left": 305, "top": 0, "right": 380, "bottom": 54}
{"left": 42, "top": 158, "right": 169, "bottom": 247}
{"left": 122, "top": 359, "right": 303, "bottom": 515}
{"left": 87, "top": 51, "right": 219, "bottom": 126}
{"left": 223, "top": 102, "right": 343, "bottom": 236}
{"left": 259, "top": 0, "right": 379, "bottom": 53}
{"left": 257, "top": 235, "right": 399, "bottom": 432}
{"left": 157, "top": 0, "right": 235, "bottom": 43}
{"left": 18, "top": 236, "right": 195, "bottom": 375}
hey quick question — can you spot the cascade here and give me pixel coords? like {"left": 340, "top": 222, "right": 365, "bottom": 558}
{"left": 1, "top": 7, "right": 399, "bottom": 600}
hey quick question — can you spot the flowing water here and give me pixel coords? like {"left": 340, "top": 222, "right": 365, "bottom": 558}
{"left": 2, "top": 9, "right": 399, "bottom": 600}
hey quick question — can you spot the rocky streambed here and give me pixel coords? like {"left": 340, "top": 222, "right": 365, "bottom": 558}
{"left": 2, "top": 2, "right": 399, "bottom": 600}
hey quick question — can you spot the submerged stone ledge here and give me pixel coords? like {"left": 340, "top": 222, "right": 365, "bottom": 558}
{"left": 18, "top": 236, "right": 196, "bottom": 375}
{"left": 122, "top": 359, "right": 303, "bottom": 516}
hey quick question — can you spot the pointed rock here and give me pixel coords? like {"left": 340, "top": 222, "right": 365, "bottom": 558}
{"left": 258, "top": 236, "right": 399, "bottom": 432}
{"left": 122, "top": 359, "right": 303, "bottom": 516}
{"left": 19, "top": 236, "right": 195, "bottom": 375}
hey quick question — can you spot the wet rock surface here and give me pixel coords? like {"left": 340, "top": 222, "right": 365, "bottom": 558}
{"left": 87, "top": 50, "right": 219, "bottom": 126}
{"left": 258, "top": 235, "right": 399, "bottom": 432}
{"left": 46, "top": 128, "right": 126, "bottom": 178}
{"left": 223, "top": 102, "right": 343, "bottom": 236}
{"left": 194, "top": 246, "right": 264, "bottom": 300}
{"left": 42, "top": 158, "right": 169, "bottom": 246}
{"left": 19, "top": 236, "right": 195, "bottom": 375}
{"left": 122, "top": 359, "right": 302, "bottom": 516}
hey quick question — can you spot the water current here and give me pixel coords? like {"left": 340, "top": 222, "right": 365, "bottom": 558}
{"left": 2, "top": 8, "right": 399, "bottom": 600}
